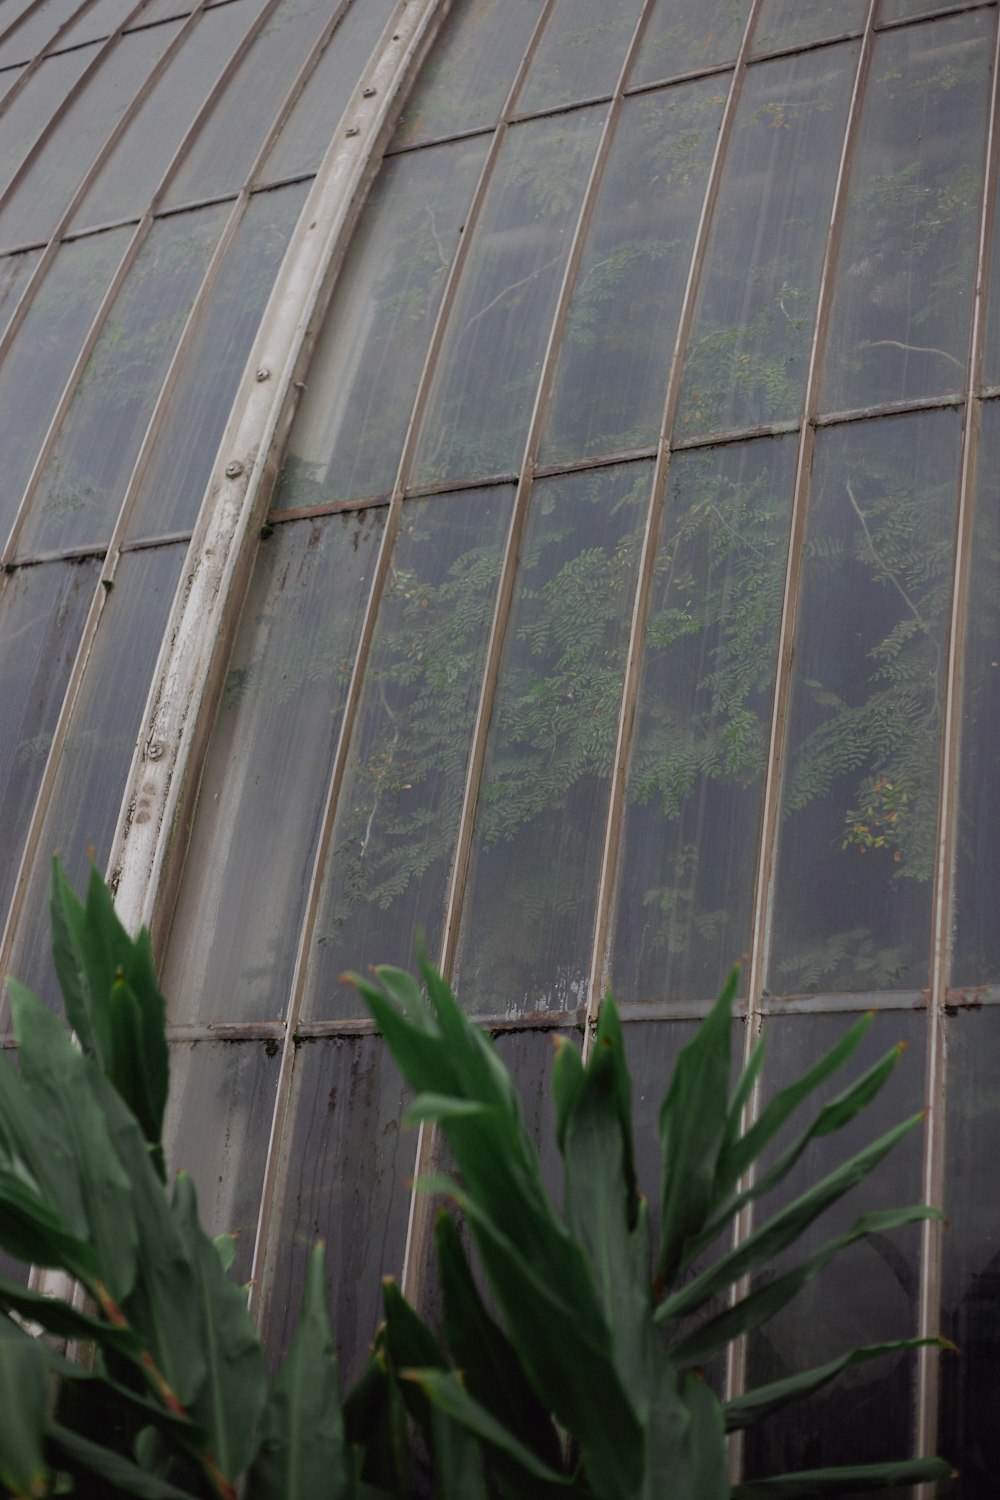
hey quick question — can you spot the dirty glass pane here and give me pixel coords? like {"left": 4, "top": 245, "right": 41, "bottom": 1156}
{"left": 820, "top": 9, "right": 993, "bottom": 414}
{"left": 493, "top": 1029, "right": 565, "bottom": 1201}
{"left": 164, "top": 0, "right": 334, "bottom": 206}
{"left": 539, "top": 77, "right": 724, "bottom": 465}
{"left": 983, "top": 174, "right": 1000, "bottom": 388}
{"left": 128, "top": 181, "right": 308, "bottom": 540}
{"left": 0, "top": 557, "right": 98, "bottom": 950}
{"left": 7, "top": 544, "right": 184, "bottom": 1007}
{"left": 940, "top": 1007, "right": 1000, "bottom": 1500}
{"left": 0, "top": 44, "right": 97, "bottom": 207}
{"left": 273, "top": 139, "right": 486, "bottom": 512}
{"left": 392, "top": 0, "right": 543, "bottom": 149}
{"left": 0, "top": 227, "right": 130, "bottom": 540}
{"left": 19, "top": 204, "right": 226, "bottom": 556}
{"left": 610, "top": 437, "right": 797, "bottom": 1005}
{"left": 676, "top": 44, "right": 858, "bottom": 439}
{"left": 57, "top": 0, "right": 145, "bottom": 50}
{"left": 70, "top": 1, "right": 268, "bottom": 231}
{"left": 752, "top": 0, "right": 867, "bottom": 52}
{"left": 262, "top": 1037, "right": 413, "bottom": 1387}
{"left": 455, "top": 463, "right": 649, "bottom": 1020}
{"left": 629, "top": 0, "right": 752, "bottom": 88}
{"left": 770, "top": 409, "right": 961, "bottom": 995}
{"left": 0, "top": 22, "right": 182, "bottom": 250}
{"left": 258, "top": 0, "right": 398, "bottom": 184}
{"left": 881, "top": 0, "right": 978, "bottom": 19}
{"left": 165, "top": 1040, "right": 280, "bottom": 1286}
{"left": 139, "top": 0, "right": 196, "bottom": 22}
{"left": 0, "top": 247, "right": 41, "bottom": 337}
{"left": 0, "top": 0, "right": 83, "bottom": 67}
{"left": 413, "top": 107, "right": 605, "bottom": 488}
{"left": 515, "top": 0, "right": 644, "bottom": 116}
{"left": 305, "top": 488, "right": 514, "bottom": 1021}
{"left": 744, "top": 1010, "right": 924, "bottom": 1479}
{"left": 162, "top": 509, "right": 384, "bottom": 1024}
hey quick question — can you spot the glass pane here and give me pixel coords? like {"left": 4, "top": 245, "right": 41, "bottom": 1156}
{"left": 257, "top": 0, "right": 398, "bottom": 184}
{"left": 676, "top": 43, "right": 859, "bottom": 440}
{"left": 881, "top": 0, "right": 977, "bottom": 18}
{"left": 0, "top": 247, "right": 41, "bottom": 338}
{"left": 0, "top": 227, "right": 131, "bottom": 541}
{"left": 493, "top": 1029, "right": 564, "bottom": 1201}
{"left": 19, "top": 204, "right": 227, "bottom": 556}
{"left": 164, "top": 1039, "right": 280, "bottom": 1286}
{"left": 139, "top": 0, "right": 195, "bottom": 22}
{"left": 819, "top": 9, "right": 993, "bottom": 414}
{"left": 273, "top": 139, "right": 486, "bottom": 512}
{"left": 57, "top": 0, "right": 144, "bottom": 50}
{"left": 539, "top": 77, "right": 724, "bottom": 465}
{"left": 0, "top": 22, "right": 182, "bottom": 251}
{"left": 515, "top": 0, "right": 644, "bottom": 116}
{"left": 6, "top": 544, "right": 185, "bottom": 1007}
{"left": 304, "top": 488, "right": 514, "bottom": 1022}
{"left": 0, "top": 45, "right": 97, "bottom": 205}
{"left": 744, "top": 1010, "right": 924, "bottom": 1479}
{"left": 455, "top": 462, "right": 649, "bottom": 1020}
{"left": 770, "top": 409, "right": 962, "bottom": 995}
{"left": 610, "top": 437, "right": 798, "bottom": 1004}
{"left": 0, "top": 66, "right": 25, "bottom": 108}
{"left": 70, "top": 1, "right": 268, "bottom": 231}
{"left": 752, "top": 0, "right": 868, "bottom": 52}
{"left": 127, "top": 181, "right": 308, "bottom": 540}
{"left": 0, "top": 0, "right": 83, "bottom": 67}
{"left": 164, "top": 0, "right": 334, "bottom": 206}
{"left": 413, "top": 107, "right": 605, "bottom": 488}
{"left": 161, "top": 509, "right": 384, "bottom": 1024}
{"left": 940, "top": 1007, "right": 1000, "bottom": 1499}
{"left": 0, "top": 0, "right": 50, "bottom": 61}
{"left": 629, "top": 0, "right": 752, "bottom": 88}
{"left": 391, "top": 0, "right": 543, "bottom": 150}
{"left": 262, "top": 1036, "right": 413, "bottom": 1387}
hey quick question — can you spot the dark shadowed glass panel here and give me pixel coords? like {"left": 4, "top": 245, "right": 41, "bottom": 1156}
{"left": 391, "top": 0, "right": 543, "bottom": 150}
{"left": 0, "top": 0, "right": 83, "bottom": 67}
{"left": 940, "top": 1007, "right": 1000, "bottom": 1499}
{"left": 19, "top": 204, "right": 226, "bottom": 556}
{"left": 819, "top": 9, "right": 993, "bottom": 414}
{"left": 493, "top": 1028, "right": 565, "bottom": 1204}
{"left": 0, "top": 44, "right": 97, "bottom": 202}
{"left": 0, "top": 558, "right": 98, "bottom": 961}
{"left": 752, "top": 0, "right": 867, "bottom": 52}
{"left": 744, "top": 1010, "right": 924, "bottom": 1478}
{"left": 257, "top": 0, "right": 398, "bottom": 184}
{"left": 455, "top": 463, "right": 648, "bottom": 1020}
{"left": 539, "top": 77, "right": 724, "bottom": 465}
{"left": 953, "top": 401, "right": 1000, "bottom": 985}
{"left": 676, "top": 44, "right": 858, "bottom": 440}
{"left": 70, "top": 1, "right": 268, "bottom": 231}
{"left": 164, "top": 1039, "right": 280, "bottom": 1286}
{"left": 514, "top": 0, "right": 644, "bottom": 116}
{"left": 770, "top": 410, "right": 961, "bottom": 995}
{"left": 162, "top": 510, "right": 384, "bottom": 1024}
{"left": 262, "top": 1036, "right": 413, "bottom": 1387}
{"left": 629, "top": 0, "right": 752, "bottom": 88}
{"left": 0, "top": 22, "right": 182, "bottom": 250}
{"left": 273, "top": 139, "right": 487, "bottom": 511}
{"left": 7, "top": 544, "right": 184, "bottom": 1007}
{"left": 128, "top": 182, "right": 308, "bottom": 540}
{"left": 305, "top": 489, "right": 513, "bottom": 1021}
{"left": 610, "top": 437, "right": 797, "bottom": 1005}
{"left": 412, "top": 107, "right": 605, "bottom": 487}
{"left": 0, "top": 227, "right": 130, "bottom": 540}
{"left": 57, "top": 0, "right": 145, "bottom": 50}
{"left": 163, "top": 0, "right": 335, "bottom": 207}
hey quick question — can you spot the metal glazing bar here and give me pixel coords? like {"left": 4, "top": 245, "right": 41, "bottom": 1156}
{"left": 6, "top": 0, "right": 93, "bottom": 63}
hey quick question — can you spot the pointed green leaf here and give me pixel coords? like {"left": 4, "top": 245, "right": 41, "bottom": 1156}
{"left": 551, "top": 1035, "right": 585, "bottom": 1155}
{"left": 406, "top": 1369, "right": 573, "bottom": 1487}
{"left": 731, "top": 1457, "right": 953, "bottom": 1496}
{"left": 0, "top": 1315, "right": 49, "bottom": 1498}
{"left": 46, "top": 1423, "right": 199, "bottom": 1499}
{"left": 342, "top": 1335, "right": 412, "bottom": 1495}
{"left": 683, "top": 1372, "right": 728, "bottom": 1500}
{"left": 0, "top": 1273, "right": 143, "bottom": 1360}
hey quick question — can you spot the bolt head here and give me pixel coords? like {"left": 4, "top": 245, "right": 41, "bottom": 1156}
{"left": 363, "top": 86, "right": 376, "bottom": 97}
{"left": 255, "top": 367, "right": 270, "bottom": 382}
{"left": 225, "top": 460, "right": 244, "bottom": 478}
{"left": 148, "top": 742, "right": 164, "bottom": 761}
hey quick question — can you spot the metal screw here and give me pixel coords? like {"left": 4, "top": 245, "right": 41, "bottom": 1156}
{"left": 345, "top": 125, "right": 360, "bottom": 137}
{"left": 255, "top": 367, "right": 270, "bottom": 382}
{"left": 148, "top": 742, "right": 164, "bottom": 761}
{"left": 225, "top": 460, "right": 244, "bottom": 478}
{"left": 363, "top": 86, "right": 376, "bottom": 97}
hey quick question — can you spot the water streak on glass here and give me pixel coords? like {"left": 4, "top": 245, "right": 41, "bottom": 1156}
{"left": 391, "top": 0, "right": 543, "bottom": 150}
{"left": 19, "top": 203, "right": 227, "bottom": 555}
{"left": 752, "top": 0, "right": 868, "bottom": 53}
{"left": 628, "top": 0, "right": 752, "bottom": 88}
{"left": 412, "top": 106, "right": 606, "bottom": 488}
{"left": 161, "top": 509, "right": 384, "bottom": 1023}
{"left": 0, "top": 227, "right": 130, "bottom": 538}
{"left": 819, "top": 8, "right": 994, "bottom": 414}
{"left": 515, "top": 0, "right": 645, "bottom": 117}
{"left": 539, "top": 77, "right": 725, "bottom": 465}
{"left": 770, "top": 409, "right": 962, "bottom": 995}
{"left": 610, "top": 437, "right": 798, "bottom": 1005}
{"left": 304, "top": 489, "right": 515, "bottom": 1022}
{"left": 70, "top": 0, "right": 270, "bottom": 231}
{"left": 7, "top": 544, "right": 185, "bottom": 1006}
{"left": 0, "top": 44, "right": 97, "bottom": 204}
{"left": 128, "top": 181, "right": 309, "bottom": 540}
{"left": 0, "top": 22, "right": 182, "bottom": 250}
{"left": 455, "top": 463, "right": 649, "bottom": 1019}
{"left": 56, "top": 0, "right": 146, "bottom": 51}
{"left": 0, "top": 0, "right": 85, "bottom": 68}
{"left": 273, "top": 139, "right": 486, "bottom": 511}
{"left": 676, "top": 43, "right": 859, "bottom": 439}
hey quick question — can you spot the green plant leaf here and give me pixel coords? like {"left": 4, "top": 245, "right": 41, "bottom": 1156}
{"left": 551, "top": 1034, "right": 585, "bottom": 1155}
{"left": 0, "top": 1273, "right": 143, "bottom": 1360}
{"left": 682, "top": 1372, "right": 728, "bottom": 1500}
{"left": 730, "top": 1457, "right": 954, "bottom": 1496}
{"left": 342, "top": 1335, "right": 413, "bottom": 1495}
{"left": 405, "top": 1368, "right": 574, "bottom": 1488}
{"left": 46, "top": 1422, "right": 199, "bottom": 1498}
{"left": 0, "top": 1315, "right": 50, "bottom": 1498}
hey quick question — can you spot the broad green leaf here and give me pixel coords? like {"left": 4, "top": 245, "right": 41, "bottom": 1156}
{"left": 214, "top": 1234, "right": 237, "bottom": 1274}
{"left": 551, "top": 1035, "right": 585, "bottom": 1155}
{"left": 381, "top": 1275, "right": 447, "bottom": 1442}
{"left": 46, "top": 1423, "right": 200, "bottom": 1499}
{"left": 593, "top": 996, "right": 638, "bottom": 1218}
{"left": 731, "top": 1457, "right": 953, "bottom": 1496}
{"left": 0, "top": 1315, "right": 49, "bottom": 1498}
{"left": 406, "top": 1369, "right": 573, "bottom": 1487}
{"left": 0, "top": 1168, "right": 97, "bottom": 1280}
{"left": 682, "top": 1373, "right": 728, "bottom": 1500}
{"left": 342, "top": 1335, "right": 412, "bottom": 1495}
{"left": 0, "top": 1273, "right": 143, "bottom": 1361}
